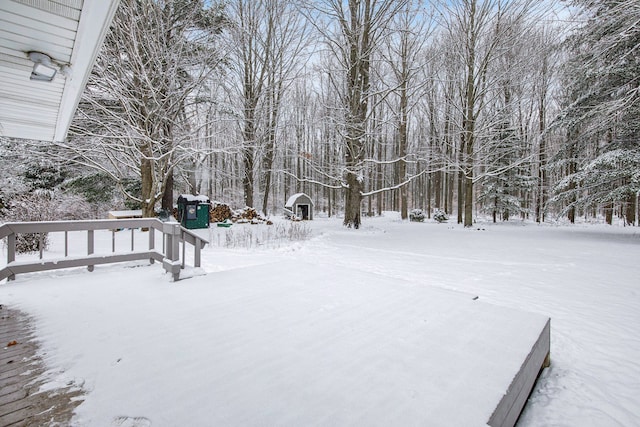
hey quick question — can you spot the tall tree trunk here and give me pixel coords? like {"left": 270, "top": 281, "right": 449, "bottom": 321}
{"left": 536, "top": 132, "right": 547, "bottom": 223}
{"left": 567, "top": 133, "right": 577, "bottom": 224}
{"left": 464, "top": 171, "right": 474, "bottom": 226}
{"left": 398, "top": 81, "right": 409, "bottom": 220}
{"left": 493, "top": 196, "right": 498, "bottom": 223}
{"left": 344, "top": 166, "right": 363, "bottom": 228}
{"left": 262, "top": 96, "right": 279, "bottom": 215}
{"left": 536, "top": 57, "right": 548, "bottom": 223}
{"left": 605, "top": 202, "right": 613, "bottom": 225}
{"left": 344, "top": 129, "right": 365, "bottom": 228}
{"left": 242, "top": 104, "right": 256, "bottom": 207}
{"left": 457, "top": 167, "right": 464, "bottom": 224}
{"left": 462, "top": 0, "right": 477, "bottom": 228}
{"left": 457, "top": 136, "right": 465, "bottom": 224}
{"left": 342, "top": 0, "right": 373, "bottom": 229}
{"left": 625, "top": 193, "right": 636, "bottom": 226}
{"left": 162, "top": 170, "right": 174, "bottom": 210}
{"left": 140, "top": 148, "right": 155, "bottom": 218}
{"left": 243, "top": 144, "right": 254, "bottom": 208}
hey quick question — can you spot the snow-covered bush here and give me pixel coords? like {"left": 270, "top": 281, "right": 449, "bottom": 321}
{"left": 0, "top": 190, "right": 101, "bottom": 253}
{"left": 433, "top": 209, "right": 449, "bottom": 223}
{"left": 55, "top": 193, "right": 96, "bottom": 220}
{"left": 409, "top": 209, "right": 426, "bottom": 222}
{"left": 212, "top": 221, "right": 312, "bottom": 249}
{"left": 1, "top": 190, "right": 59, "bottom": 253}
{"left": 287, "top": 222, "right": 312, "bottom": 240}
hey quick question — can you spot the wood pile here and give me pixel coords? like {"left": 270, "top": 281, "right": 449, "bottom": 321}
{"left": 234, "top": 207, "right": 268, "bottom": 224}
{"left": 210, "top": 202, "right": 233, "bottom": 222}
{"left": 237, "top": 207, "right": 260, "bottom": 221}
{"left": 209, "top": 203, "right": 271, "bottom": 224}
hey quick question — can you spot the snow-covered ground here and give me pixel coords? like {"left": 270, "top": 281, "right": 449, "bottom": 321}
{"left": 2, "top": 213, "right": 639, "bottom": 426}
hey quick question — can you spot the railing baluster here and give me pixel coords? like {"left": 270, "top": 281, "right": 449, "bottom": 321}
{"left": 112, "top": 230, "right": 116, "bottom": 253}
{"left": 181, "top": 238, "right": 186, "bottom": 269}
{"left": 149, "top": 227, "right": 155, "bottom": 264}
{"left": 194, "top": 237, "right": 201, "bottom": 268}
{"left": 87, "top": 230, "right": 94, "bottom": 272}
{"left": 65, "top": 231, "right": 68, "bottom": 257}
{"left": 39, "top": 233, "right": 43, "bottom": 259}
{"left": 131, "top": 228, "right": 134, "bottom": 251}
{"left": 7, "top": 232, "right": 16, "bottom": 281}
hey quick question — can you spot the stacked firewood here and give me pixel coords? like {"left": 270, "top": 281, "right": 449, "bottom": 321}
{"left": 234, "top": 207, "right": 268, "bottom": 224}
{"left": 237, "top": 207, "right": 259, "bottom": 221}
{"left": 209, "top": 203, "right": 272, "bottom": 224}
{"left": 210, "top": 202, "right": 233, "bottom": 222}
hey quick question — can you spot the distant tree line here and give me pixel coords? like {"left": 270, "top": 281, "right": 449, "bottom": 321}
{"left": 1, "top": 0, "right": 637, "bottom": 227}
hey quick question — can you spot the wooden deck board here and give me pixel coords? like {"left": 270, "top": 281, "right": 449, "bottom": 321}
{"left": 0, "top": 383, "right": 29, "bottom": 401}
{"left": 489, "top": 319, "right": 551, "bottom": 426}
{"left": 0, "top": 346, "right": 35, "bottom": 366}
{"left": 0, "top": 307, "right": 83, "bottom": 426}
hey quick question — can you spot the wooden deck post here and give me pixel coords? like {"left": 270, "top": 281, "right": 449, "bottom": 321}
{"left": 148, "top": 227, "right": 155, "bottom": 264}
{"left": 87, "top": 230, "right": 94, "bottom": 272}
{"left": 162, "top": 223, "right": 181, "bottom": 281}
{"left": 194, "top": 237, "right": 202, "bottom": 268}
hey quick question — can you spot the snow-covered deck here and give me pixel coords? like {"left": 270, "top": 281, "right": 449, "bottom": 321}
{"left": 1, "top": 259, "right": 549, "bottom": 426}
{"left": 187, "top": 261, "right": 550, "bottom": 427}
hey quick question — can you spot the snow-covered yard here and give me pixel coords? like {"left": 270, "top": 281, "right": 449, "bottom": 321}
{"left": 1, "top": 213, "right": 639, "bottom": 426}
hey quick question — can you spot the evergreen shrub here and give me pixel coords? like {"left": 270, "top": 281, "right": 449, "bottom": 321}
{"left": 433, "top": 209, "right": 449, "bottom": 223}
{"left": 409, "top": 209, "right": 426, "bottom": 222}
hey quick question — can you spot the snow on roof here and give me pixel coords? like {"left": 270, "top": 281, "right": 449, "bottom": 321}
{"left": 108, "top": 210, "right": 142, "bottom": 217}
{"left": 285, "top": 193, "right": 314, "bottom": 207}
{"left": 179, "top": 194, "right": 210, "bottom": 203}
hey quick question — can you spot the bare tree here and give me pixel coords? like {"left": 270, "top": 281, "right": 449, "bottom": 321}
{"left": 66, "top": 0, "right": 225, "bottom": 217}
{"left": 311, "top": 0, "right": 408, "bottom": 228}
{"left": 226, "top": 0, "right": 309, "bottom": 212}
{"left": 532, "top": 26, "right": 561, "bottom": 223}
{"left": 438, "top": 0, "right": 543, "bottom": 226}
{"left": 381, "top": 1, "right": 432, "bottom": 219}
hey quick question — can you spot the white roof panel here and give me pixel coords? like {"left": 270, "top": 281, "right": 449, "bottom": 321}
{"left": 0, "top": 0, "right": 120, "bottom": 142}
{"left": 285, "top": 193, "right": 314, "bottom": 208}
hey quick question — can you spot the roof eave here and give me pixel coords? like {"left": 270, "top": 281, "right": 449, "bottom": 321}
{"left": 54, "top": 0, "right": 120, "bottom": 142}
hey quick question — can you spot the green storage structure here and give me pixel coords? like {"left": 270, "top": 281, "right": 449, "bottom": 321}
{"left": 177, "top": 195, "right": 210, "bottom": 229}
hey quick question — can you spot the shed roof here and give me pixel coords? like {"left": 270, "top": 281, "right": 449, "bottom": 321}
{"left": 285, "top": 193, "right": 314, "bottom": 208}
{"left": 0, "top": 0, "right": 120, "bottom": 142}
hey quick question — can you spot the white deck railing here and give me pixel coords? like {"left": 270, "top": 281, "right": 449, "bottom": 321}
{"left": 0, "top": 219, "right": 208, "bottom": 282}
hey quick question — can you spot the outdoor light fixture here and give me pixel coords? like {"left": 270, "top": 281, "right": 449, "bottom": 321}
{"left": 28, "top": 51, "right": 58, "bottom": 82}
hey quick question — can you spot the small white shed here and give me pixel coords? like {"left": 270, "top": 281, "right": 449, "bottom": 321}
{"left": 284, "top": 193, "right": 314, "bottom": 220}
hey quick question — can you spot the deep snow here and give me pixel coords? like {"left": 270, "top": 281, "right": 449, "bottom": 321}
{"left": 1, "top": 213, "right": 639, "bottom": 426}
